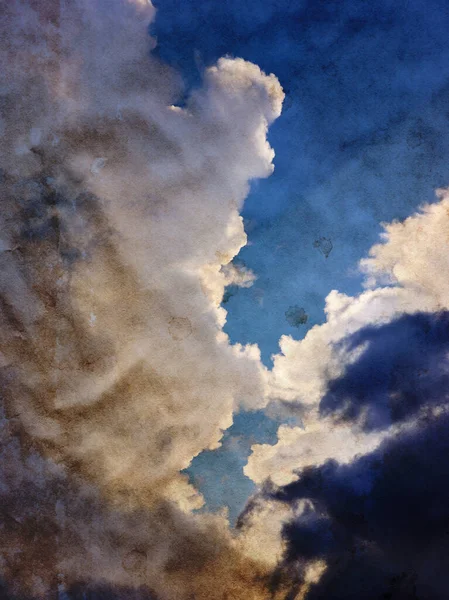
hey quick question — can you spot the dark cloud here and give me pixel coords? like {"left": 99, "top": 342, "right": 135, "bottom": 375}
{"left": 259, "top": 312, "right": 449, "bottom": 598}
{"left": 320, "top": 311, "right": 449, "bottom": 431}
{"left": 271, "top": 413, "right": 449, "bottom": 598}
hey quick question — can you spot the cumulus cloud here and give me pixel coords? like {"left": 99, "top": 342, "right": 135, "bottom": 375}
{"left": 245, "top": 419, "right": 385, "bottom": 487}
{"left": 268, "top": 404, "right": 449, "bottom": 599}
{"left": 0, "top": 411, "right": 288, "bottom": 600}
{"left": 0, "top": 0, "right": 285, "bottom": 596}
{"left": 242, "top": 191, "right": 449, "bottom": 598}
{"left": 247, "top": 190, "right": 449, "bottom": 487}
{"left": 7, "top": 1, "right": 449, "bottom": 598}
{"left": 360, "top": 188, "right": 449, "bottom": 303}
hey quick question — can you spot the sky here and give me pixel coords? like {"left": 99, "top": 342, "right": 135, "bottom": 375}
{"left": 148, "top": 0, "right": 449, "bottom": 521}
{"left": 3, "top": 1, "right": 449, "bottom": 599}
{"left": 152, "top": 0, "right": 449, "bottom": 359}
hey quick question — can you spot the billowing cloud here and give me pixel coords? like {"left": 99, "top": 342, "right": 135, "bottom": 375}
{"left": 276, "top": 189, "right": 449, "bottom": 405}
{"left": 6, "top": 1, "right": 449, "bottom": 598}
{"left": 0, "top": 421, "right": 275, "bottom": 599}
{"left": 247, "top": 190, "right": 449, "bottom": 486}
{"left": 242, "top": 191, "right": 449, "bottom": 598}
{"left": 268, "top": 401, "right": 449, "bottom": 599}
{"left": 0, "top": 0, "right": 286, "bottom": 596}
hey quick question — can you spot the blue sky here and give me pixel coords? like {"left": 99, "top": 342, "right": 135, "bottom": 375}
{"left": 150, "top": 0, "right": 449, "bottom": 521}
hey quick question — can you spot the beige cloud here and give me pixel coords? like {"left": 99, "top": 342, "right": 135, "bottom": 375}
{"left": 0, "top": 0, "right": 282, "bottom": 504}
{"left": 0, "top": 0, "right": 284, "bottom": 596}
{"left": 0, "top": 406, "right": 283, "bottom": 599}
{"left": 360, "top": 188, "right": 449, "bottom": 306}
{"left": 245, "top": 415, "right": 386, "bottom": 487}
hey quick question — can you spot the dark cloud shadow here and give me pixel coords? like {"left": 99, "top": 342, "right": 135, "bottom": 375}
{"left": 320, "top": 311, "right": 449, "bottom": 431}
{"left": 257, "top": 311, "right": 449, "bottom": 599}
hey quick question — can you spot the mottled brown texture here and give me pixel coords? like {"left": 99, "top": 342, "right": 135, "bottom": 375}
{"left": 0, "top": 0, "right": 287, "bottom": 598}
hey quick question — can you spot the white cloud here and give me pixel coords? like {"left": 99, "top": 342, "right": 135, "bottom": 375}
{"left": 0, "top": 0, "right": 283, "bottom": 596}
{"left": 246, "top": 415, "right": 386, "bottom": 486}
{"left": 247, "top": 190, "right": 449, "bottom": 487}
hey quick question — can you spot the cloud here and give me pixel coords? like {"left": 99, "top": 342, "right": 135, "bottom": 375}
{"left": 247, "top": 310, "right": 449, "bottom": 485}
{"left": 245, "top": 419, "right": 385, "bottom": 487}
{"left": 246, "top": 190, "right": 449, "bottom": 486}
{"left": 320, "top": 311, "right": 449, "bottom": 431}
{"left": 360, "top": 187, "right": 449, "bottom": 304}
{"left": 0, "top": 419, "right": 278, "bottom": 599}
{"left": 269, "top": 406, "right": 449, "bottom": 599}
{"left": 244, "top": 313, "right": 449, "bottom": 598}
{"left": 6, "top": 1, "right": 449, "bottom": 598}
{"left": 241, "top": 191, "right": 449, "bottom": 598}
{"left": 0, "top": 0, "right": 285, "bottom": 596}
